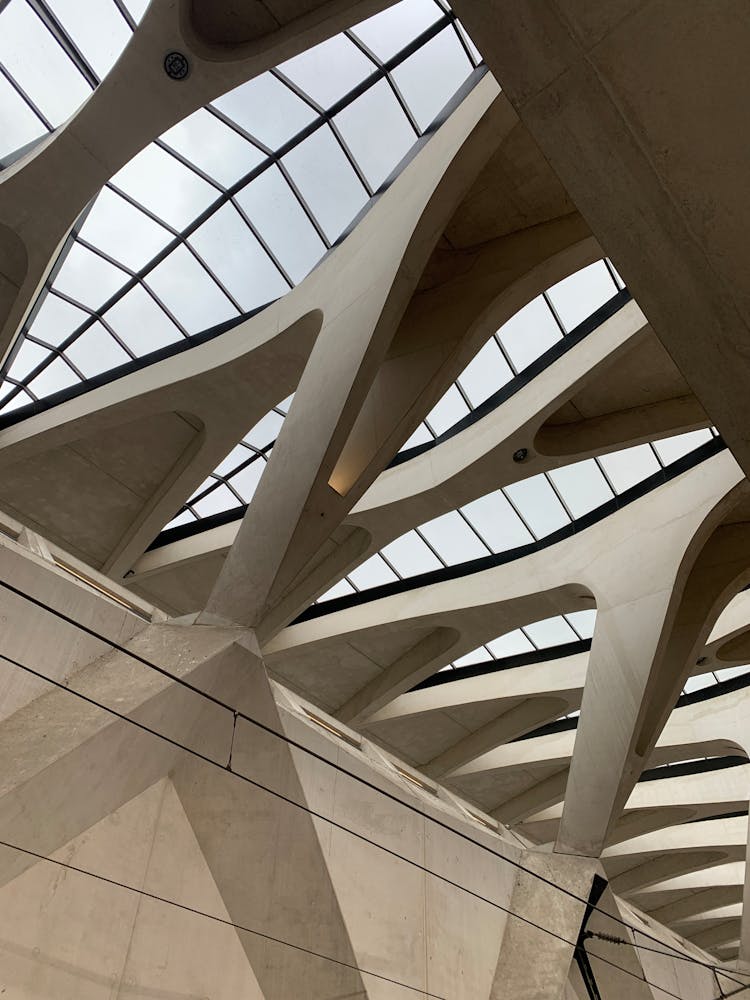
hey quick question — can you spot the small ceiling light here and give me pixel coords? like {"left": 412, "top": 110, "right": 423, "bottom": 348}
{"left": 164, "top": 51, "right": 189, "bottom": 81}
{"left": 513, "top": 447, "right": 528, "bottom": 463}
{"left": 696, "top": 655, "right": 708, "bottom": 666}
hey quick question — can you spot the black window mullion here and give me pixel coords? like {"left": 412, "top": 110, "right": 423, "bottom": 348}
{"left": 181, "top": 240, "right": 244, "bottom": 315}
{"left": 155, "top": 137, "right": 226, "bottom": 193}
{"left": 0, "top": 61, "right": 52, "bottom": 130}
{"left": 542, "top": 290, "right": 567, "bottom": 337}
{"left": 230, "top": 195, "right": 295, "bottom": 289}
{"left": 276, "top": 158, "right": 332, "bottom": 250}
{"left": 26, "top": 0, "right": 99, "bottom": 89}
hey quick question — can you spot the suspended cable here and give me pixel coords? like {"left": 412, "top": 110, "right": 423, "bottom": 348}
{"left": 0, "top": 575, "right": 747, "bottom": 989}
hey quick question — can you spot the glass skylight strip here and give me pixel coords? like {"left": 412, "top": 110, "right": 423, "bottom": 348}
{"left": 163, "top": 259, "right": 623, "bottom": 532}
{"left": 0, "top": 1, "right": 477, "bottom": 415}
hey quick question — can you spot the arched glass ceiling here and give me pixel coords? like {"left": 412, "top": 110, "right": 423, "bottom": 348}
{"left": 0, "top": 0, "right": 482, "bottom": 413}
{"left": 162, "top": 258, "right": 630, "bottom": 530}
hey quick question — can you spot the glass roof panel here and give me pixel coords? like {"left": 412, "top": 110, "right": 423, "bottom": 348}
{"left": 599, "top": 443, "right": 661, "bottom": 493}
{"left": 391, "top": 24, "right": 472, "bottom": 131}
{"left": 105, "top": 285, "right": 182, "bottom": 354}
{"left": 212, "top": 73, "right": 317, "bottom": 149}
{"left": 0, "top": 0, "right": 91, "bottom": 127}
{"left": 52, "top": 242, "right": 129, "bottom": 307}
{"left": 161, "top": 109, "right": 265, "bottom": 187}
{"left": 382, "top": 531, "right": 443, "bottom": 576}
{"left": 348, "top": 554, "right": 400, "bottom": 591}
{"left": 333, "top": 77, "right": 417, "bottom": 190}
{"left": 504, "top": 474, "right": 570, "bottom": 538}
{"left": 278, "top": 34, "right": 376, "bottom": 108}
{"left": 0, "top": 72, "right": 45, "bottom": 158}
{"left": 487, "top": 630, "right": 535, "bottom": 658}
{"left": 461, "top": 489, "right": 534, "bottom": 553}
{"left": 188, "top": 203, "right": 289, "bottom": 312}
{"left": 110, "top": 144, "right": 219, "bottom": 230}
{"left": 27, "top": 354, "right": 78, "bottom": 397}
{"left": 24, "top": 294, "right": 88, "bottom": 347}
{"left": 282, "top": 125, "right": 369, "bottom": 242}
{"left": 458, "top": 339, "right": 513, "bottom": 407}
{"left": 499, "top": 295, "right": 562, "bottom": 372}
{"left": 145, "top": 245, "right": 238, "bottom": 334}
{"left": 547, "top": 260, "right": 619, "bottom": 331}
{"left": 65, "top": 322, "right": 130, "bottom": 378}
{"left": 47, "top": 0, "right": 131, "bottom": 79}
{"left": 235, "top": 166, "right": 327, "bottom": 284}
{"left": 78, "top": 187, "right": 173, "bottom": 271}
{"left": 2, "top": 1, "right": 474, "bottom": 416}
{"left": 654, "top": 428, "right": 713, "bottom": 465}
{"left": 352, "top": 0, "right": 444, "bottom": 61}
{"left": 418, "top": 510, "right": 490, "bottom": 564}
{"left": 548, "top": 459, "right": 615, "bottom": 519}
{"left": 524, "top": 617, "right": 578, "bottom": 648}
{"left": 425, "top": 383, "right": 471, "bottom": 435}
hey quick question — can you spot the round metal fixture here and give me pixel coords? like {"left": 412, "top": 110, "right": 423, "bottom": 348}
{"left": 164, "top": 51, "right": 189, "bottom": 80}
{"left": 696, "top": 655, "right": 707, "bottom": 666}
{"left": 513, "top": 448, "right": 528, "bottom": 463}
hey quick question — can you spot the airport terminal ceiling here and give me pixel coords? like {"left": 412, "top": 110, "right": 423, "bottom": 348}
{"left": 1, "top": 0, "right": 750, "bottom": 990}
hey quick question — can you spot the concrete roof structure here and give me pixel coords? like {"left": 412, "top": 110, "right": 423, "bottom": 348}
{"left": 0, "top": 1, "right": 749, "bottom": 997}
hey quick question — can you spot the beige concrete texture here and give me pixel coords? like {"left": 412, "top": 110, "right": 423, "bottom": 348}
{"left": 452, "top": 0, "right": 750, "bottom": 489}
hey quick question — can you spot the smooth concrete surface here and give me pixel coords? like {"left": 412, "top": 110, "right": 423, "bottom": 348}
{"left": 2, "top": 1, "right": 750, "bottom": 988}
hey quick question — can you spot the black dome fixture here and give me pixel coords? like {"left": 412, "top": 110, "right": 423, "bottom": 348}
{"left": 164, "top": 51, "right": 190, "bottom": 81}
{"left": 513, "top": 447, "right": 528, "bottom": 463}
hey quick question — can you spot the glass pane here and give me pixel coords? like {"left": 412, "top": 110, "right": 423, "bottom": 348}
{"left": 189, "top": 203, "right": 288, "bottom": 312}
{"left": 487, "top": 629, "right": 535, "bottom": 658}
{"left": 279, "top": 34, "right": 375, "bottom": 109}
{"left": 213, "top": 444, "right": 252, "bottom": 477}
{"left": 426, "top": 383, "right": 470, "bottom": 435}
{"left": 381, "top": 530, "right": 442, "bottom": 577}
{"left": 418, "top": 511, "right": 489, "bottom": 564}
{"left": 504, "top": 475, "right": 570, "bottom": 538}
{"left": 213, "top": 73, "right": 316, "bottom": 149}
{"left": 226, "top": 460, "right": 266, "bottom": 502}
{"left": 283, "top": 125, "right": 368, "bottom": 242}
{"left": 547, "top": 260, "right": 618, "bottom": 332}
{"left": 453, "top": 646, "right": 493, "bottom": 667}
{"left": 64, "top": 322, "right": 131, "bottom": 377}
{"left": 524, "top": 617, "right": 578, "bottom": 648}
{"left": 458, "top": 339, "right": 513, "bottom": 407}
{"left": 27, "top": 355, "right": 79, "bottom": 397}
{"left": 352, "top": 0, "right": 443, "bottom": 61}
{"left": 348, "top": 554, "right": 399, "bottom": 590}
{"left": 53, "top": 242, "right": 128, "bottom": 308}
{"left": 334, "top": 78, "right": 416, "bottom": 191}
{"left": 565, "top": 609, "right": 597, "bottom": 639}
{"left": 392, "top": 26, "right": 472, "bottom": 132}
{"left": 400, "top": 422, "right": 433, "bottom": 450}
{"left": 105, "top": 284, "right": 183, "bottom": 355}
{"left": 111, "top": 144, "right": 218, "bottom": 229}
{"left": 715, "top": 665, "right": 750, "bottom": 682}
{"left": 80, "top": 186, "right": 173, "bottom": 272}
{"left": 162, "top": 108, "right": 264, "bottom": 186}
{"left": 26, "top": 293, "right": 88, "bottom": 347}
{"left": 0, "top": 72, "right": 45, "bottom": 158}
{"left": 193, "top": 482, "right": 241, "bottom": 517}
{"left": 47, "top": 0, "right": 131, "bottom": 79}
{"left": 0, "top": 0, "right": 91, "bottom": 126}
{"left": 6, "top": 338, "right": 49, "bottom": 380}
{"left": 145, "top": 245, "right": 237, "bottom": 334}
{"left": 244, "top": 409, "right": 284, "bottom": 447}
{"left": 548, "top": 459, "right": 614, "bottom": 518}
{"left": 461, "top": 489, "right": 533, "bottom": 552}
{"left": 498, "top": 296, "right": 562, "bottom": 372}
{"left": 599, "top": 444, "right": 660, "bottom": 494}
{"left": 683, "top": 672, "right": 716, "bottom": 694}
{"left": 235, "top": 166, "right": 326, "bottom": 284}
{"left": 319, "top": 578, "right": 356, "bottom": 602}
{"left": 654, "top": 429, "right": 712, "bottom": 465}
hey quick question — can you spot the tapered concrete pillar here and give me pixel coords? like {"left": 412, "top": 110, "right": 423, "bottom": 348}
{"left": 490, "top": 851, "right": 600, "bottom": 1000}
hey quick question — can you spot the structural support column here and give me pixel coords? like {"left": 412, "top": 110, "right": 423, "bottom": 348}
{"left": 490, "top": 850, "right": 600, "bottom": 1000}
